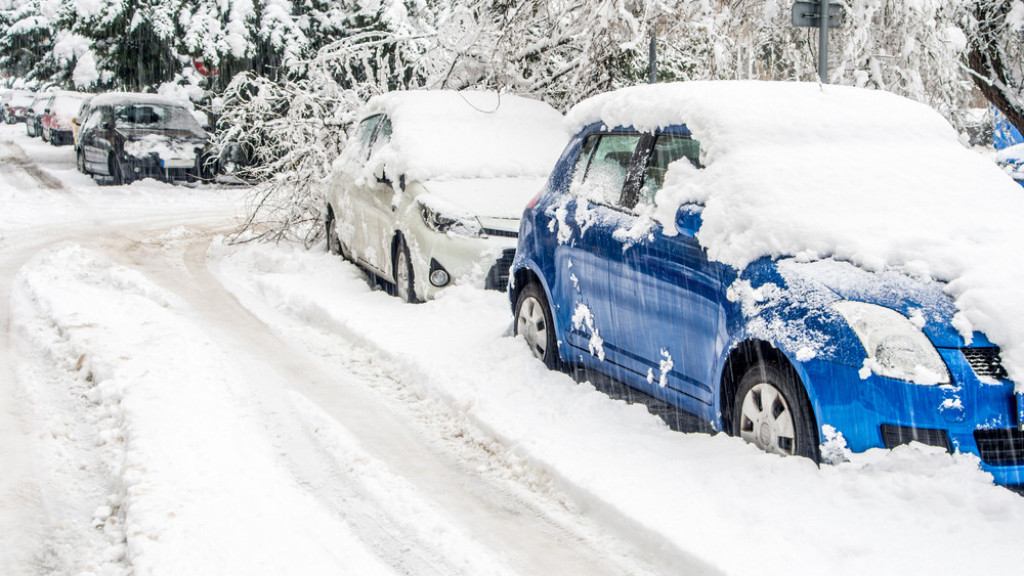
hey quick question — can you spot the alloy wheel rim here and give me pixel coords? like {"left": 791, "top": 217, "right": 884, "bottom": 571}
{"left": 739, "top": 382, "right": 797, "bottom": 456}
{"left": 516, "top": 296, "right": 547, "bottom": 360}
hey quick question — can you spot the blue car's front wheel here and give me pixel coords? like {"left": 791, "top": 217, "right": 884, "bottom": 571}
{"left": 733, "top": 363, "right": 819, "bottom": 461}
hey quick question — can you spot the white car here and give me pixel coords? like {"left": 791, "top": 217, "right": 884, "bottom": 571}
{"left": 324, "top": 90, "right": 568, "bottom": 302}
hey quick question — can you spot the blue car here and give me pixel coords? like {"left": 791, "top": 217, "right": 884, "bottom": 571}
{"left": 510, "top": 82, "right": 1024, "bottom": 487}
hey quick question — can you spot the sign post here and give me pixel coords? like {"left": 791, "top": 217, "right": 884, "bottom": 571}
{"left": 792, "top": 1, "right": 845, "bottom": 84}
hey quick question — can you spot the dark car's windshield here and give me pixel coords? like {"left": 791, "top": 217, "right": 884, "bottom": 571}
{"left": 113, "top": 104, "right": 201, "bottom": 132}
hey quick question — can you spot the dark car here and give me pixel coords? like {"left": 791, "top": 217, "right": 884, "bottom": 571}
{"left": 41, "top": 91, "right": 91, "bottom": 146}
{"left": 76, "top": 92, "right": 212, "bottom": 184}
{"left": 25, "top": 92, "right": 54, "bottom": 138}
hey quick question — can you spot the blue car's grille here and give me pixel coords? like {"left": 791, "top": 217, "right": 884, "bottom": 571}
{"left": 880, "top": 425, "right": 951, "bottom": 452}
{"left": 974, "top": 429, "right": 1024, "bottom": 466}
{"left": 962, "top": 347, "right": 1009, "bottom": 381}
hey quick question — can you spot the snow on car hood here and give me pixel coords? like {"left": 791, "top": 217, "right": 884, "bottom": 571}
{"left": 569, "top": 81, "right": 1024, "bottom": 388}
{"left": 773, "top": 258, "right": 969, "bottom": 348}
{"left": 418, "top": 177, "right": 546, "bottom": 220}
{"left": 123, "top": 131, "right": 206, "bottom": 161}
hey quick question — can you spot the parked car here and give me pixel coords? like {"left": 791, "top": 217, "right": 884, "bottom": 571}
{"left": 2, "top": 89, "right": 35, "bottom": 124}
{"left": 25, "top": 92, "right": 53, "bottom": 138}
{"left": 76, "top": 92, "right": 212, "bottom": 184}
{"left": 324, "top": 90, "right": 567, "bottom": 302}
{"left": 510, "top": 81, "right": 1024, "bottom": 487}
{"left": 996, "top": 144, "right": 1024, "bottom": 187}
{"left": 71, "top": 99, "right": 92, "bottom": 150}
{"left": 42, "top": 91, "right": 91, "bottom": 146}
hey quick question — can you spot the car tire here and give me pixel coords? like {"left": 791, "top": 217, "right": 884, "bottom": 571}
{"left": 77, "top": 149, "right": 88, "bottom": 174}
{"left": 41, "top": 127, "right": 48, "bottom": 142}
{"left": 732, "top": 363, "right": 819, "bottom": 461}
{"left": 514, "top": 282, "right": 563, "bottom": 370}
{"left": 393, "top": 237, "right": 417, "bottom": 304}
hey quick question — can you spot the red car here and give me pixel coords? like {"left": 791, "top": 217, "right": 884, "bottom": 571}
{"left": 41, "top": 91, "right": 92, "bottom": 146}
{"left": 1, "top": 89, "right": 35, "bottom": 124}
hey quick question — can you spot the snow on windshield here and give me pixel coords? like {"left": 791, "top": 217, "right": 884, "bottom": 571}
{"left": 568, "top": 81, "right": 1024, "bottom": 388}
{"left": 356, "top": 90, "right": 569, "bottom": 182}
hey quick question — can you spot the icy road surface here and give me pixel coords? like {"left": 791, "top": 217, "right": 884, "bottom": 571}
{"left": 2, "top": 124, "right": 1024, "bottom": 576}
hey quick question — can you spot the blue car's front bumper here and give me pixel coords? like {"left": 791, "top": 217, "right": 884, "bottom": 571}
{"left": 802, "top": 349, "right": 1024, "bottom": 486}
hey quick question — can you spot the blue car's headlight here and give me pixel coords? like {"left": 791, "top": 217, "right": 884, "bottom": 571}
{"left": 833, "top": 301, "right": 950, "bottom": 385}
{"left": 419, "top": 203, "right": 481, "bottom": 237}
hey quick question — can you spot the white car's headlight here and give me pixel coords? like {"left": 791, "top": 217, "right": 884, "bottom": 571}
{"left": 833, "top": 301, "right": 950, "bottom": 385}
{"left": 419, "top": 203, "right": 482, "bottom": 237}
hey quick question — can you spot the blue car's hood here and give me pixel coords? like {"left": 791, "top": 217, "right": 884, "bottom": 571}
{"left": 749, "top": 258, "right": 986, "bottom": 349}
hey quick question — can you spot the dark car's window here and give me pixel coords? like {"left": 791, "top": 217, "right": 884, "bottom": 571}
{"left": 82, "top": 106, "right": 111, "bottom": 131}
{"left": 636, "top": 134, "right": 701, "bottom": 206}
{"left": 571, "top": 133, "right": 641, "bottom": 206}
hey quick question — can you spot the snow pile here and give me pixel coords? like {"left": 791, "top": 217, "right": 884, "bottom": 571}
{"left": 355, "top": 90, "right": 569, "bottom": 182}
{"left": 568, "top": 81, "right": 1024, "bottom": 387}
{"left": 124, "top": 134, "right": 201, "bottom": 163}
{"left": 214, "top": 242, "right": 1024, "bottom": 576}
{"left": 11, "top": 244, "right": 398, "bottom": 576}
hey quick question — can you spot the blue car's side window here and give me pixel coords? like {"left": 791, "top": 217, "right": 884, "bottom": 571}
{"left": 634, "top": 134, "right": 701, "bottom": 208}
{"left": 571, "top": 133, "right": 642, "bottom": 206}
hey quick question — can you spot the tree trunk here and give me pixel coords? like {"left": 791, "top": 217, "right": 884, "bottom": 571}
{"left": 966, "top": 2, "right": 1024, "bottom": 137}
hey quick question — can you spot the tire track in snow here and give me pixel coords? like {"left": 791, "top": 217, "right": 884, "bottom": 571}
{"left": 1, "top": 140, "right": 65, "bottom": 190}
{"left": 183, "top": 240, "right": 721, "bottom": 575}
{"left": 96, "top": 230, "right": 710, "bottom": 575}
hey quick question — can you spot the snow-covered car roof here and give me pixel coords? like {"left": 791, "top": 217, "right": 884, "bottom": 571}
{"left": 89, "top": 92, "right": 191, "bottom": 110}
{"left": 570, "top": 80, "right": 1024, "bottom": 390}
{"left": 47, "top": 91, "right": 91, "bottom": 119}
{"left": 357, "top": 90, "right": 568, "bottom": 181}
{"left": 6, "top": 90, "right": 36, "bottom": 107}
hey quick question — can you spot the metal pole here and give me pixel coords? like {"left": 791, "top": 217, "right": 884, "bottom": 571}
{"left": 818, "top": 1, "right": 828, "bottom": 83}
{"left": 649, "top": 33, "right": 657, "bottom": 84}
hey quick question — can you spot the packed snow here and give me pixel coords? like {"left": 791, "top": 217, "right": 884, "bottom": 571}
{"left": 568, "top": 81, "right": 1024, "bottom": 390}
{"left": 352, "top": 90, "right": 569, "bottom": 183}
{"left": 3, "top": 113, "right": 1024, "bottom": 576}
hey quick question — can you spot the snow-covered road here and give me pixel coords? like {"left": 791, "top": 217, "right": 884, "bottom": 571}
{"left": 3, "top": 123, "right": 1024, "bottom": 576}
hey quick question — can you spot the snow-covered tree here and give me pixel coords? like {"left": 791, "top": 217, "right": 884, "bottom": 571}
{"left": 0, "top": 0, "right": 58, "bottom": 82}
{"left": 961, "top": 0, "right": 1024, "bottom": 135}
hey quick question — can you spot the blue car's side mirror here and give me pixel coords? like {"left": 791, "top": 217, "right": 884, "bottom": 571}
{"left": 675, "top": 204, "right": 703, "bottom": 237}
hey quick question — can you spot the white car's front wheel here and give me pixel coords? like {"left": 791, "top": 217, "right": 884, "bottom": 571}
{"left": 393, "top": 237, "right": 417, "bottom": 303}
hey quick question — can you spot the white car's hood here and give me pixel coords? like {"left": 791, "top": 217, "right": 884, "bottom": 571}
{"left": 419, "top": 177, "right": 547, "bottom": 220}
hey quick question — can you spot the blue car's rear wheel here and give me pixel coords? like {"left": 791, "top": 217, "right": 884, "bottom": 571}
{"left": 733, "top": 363, "right": 819, "bottom": 461}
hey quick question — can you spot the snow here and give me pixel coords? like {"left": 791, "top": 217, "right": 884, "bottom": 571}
{"left": 418, "top": 177, "right": 549, "bottom": 219}
{"left": 355, "top": 90, "right": 569, "bottom": 182}
{"left": 4, "top": 116, "right": 1024, "bottom": 576}
{"left": 567, "top": 81, "right": 1024, "bottom": 390}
